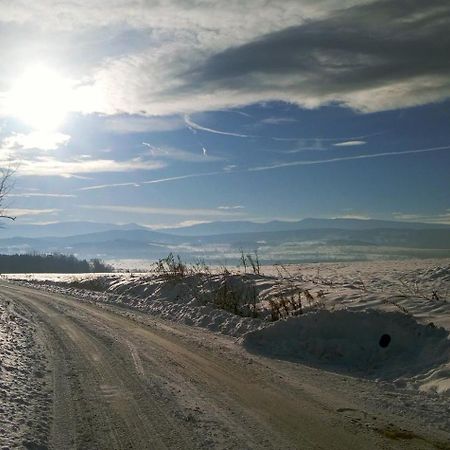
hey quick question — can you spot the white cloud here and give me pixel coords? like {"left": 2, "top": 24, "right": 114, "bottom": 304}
{"left": 104, "top": 115, "right": 184, "bottom": 134}
{"left": 80, "top": 204, "right": 246, "bottom": 217}
{"left": 332, "top": 214, "right": 372, "bottom": 220}
{"left": 11, "top": 156, "right": 165, "bottom": 177}
{"left": 0, "top": 1, "right": 355, "bottom": 34}
{"left": 261, "top": 117, "right": 297, "bottom": 125}
{"left": 217, "top": 205, "right": 244, "bottom": 210}
{"left": 333, "top": 140, "right": 366, "bottom": 147}
{"left": 6, "top": 208, "right": 60, "bottom": 217}
{"left": 2, "top": 131, "right": 70, "bottom": 151}
{"left": 142, "top": 142, "right": 223, "bottom": 162}
{"left": 184, "top": 115, "right": 253, "bottom": 138}
{"left": 9, "top": 192, "right": 76, "bottom": 198}
{"left": 392, "top": 211, "right": 450, "bottom": 225}
{"left": 148, "top": 220, "right": 212, "bottom": 229}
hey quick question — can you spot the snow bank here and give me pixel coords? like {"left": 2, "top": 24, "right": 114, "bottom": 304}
{"left": 14, "top": 276, "right": 267, "bottom": 337}
{"left": 243, "top": 310, "right": 450, "bottom": 382}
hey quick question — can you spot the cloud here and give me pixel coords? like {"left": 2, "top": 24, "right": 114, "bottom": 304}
{"left": 1, "top": 1, "right": 447, "bottom": 117}
{"left": 333, "top": 140, "right": 366, "bottom": 147}
{"left": 9, "top": 156, "right": 165, "bottom": 177}
{"left": 6, "top": 208, "right": 60, "bottom": 217}
{"left": 104, "top": 115, "right": 184, "bottom": 134}
{"left": 260, "top": 117, "right": 298, "bottom": 125}
{"left": 149, "top": 220, "right": 212, "bottom": 229}
{"left": 2, "top": 131, "right": 70, "bottom": 150}
{"left": 142, "top": 142, "right": 222, "bottom": 162}
{"left": 80, "top": 204, "right": 246, "bottom": 217}
{"left": 0, "top": 1, "right": 357, "bottom": 34}
{"left": 184, "top": 114, "right": 382, "bottom": 143}
{"left": 9, "top": 192, "right": 76, "bottom": 198}
{"left": 184, "top": 115, "right": 253, "bottom": 138}
{"left": 185, "top": 0, "right": 450, "bottom": 113}
{"left": 333, "top": 214, "right": 372, "bottom": 220}
{"left": 217, "top": 205, "right": 244, "bottom": 210}
{"left": 392, "top": 210, "right": 450, "bottom": 225}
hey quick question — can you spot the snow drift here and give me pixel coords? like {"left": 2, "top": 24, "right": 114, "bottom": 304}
{"left": 243, "top": 310, "right": 450, "bottom": 381}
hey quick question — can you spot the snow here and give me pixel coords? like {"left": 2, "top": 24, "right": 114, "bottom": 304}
{"left": 0, "top": 295, "right": 51, "bottom": 448}
{"left": 18, "top": 273, "right": 267, "bottom": 337}
{"left": 242, "top": 309, "right": 450, "bottom": 382}
{"left": 5, "top": 258, "right": 450, "bottom": 395}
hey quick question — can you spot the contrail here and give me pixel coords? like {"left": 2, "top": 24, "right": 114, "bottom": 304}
{"left": 79, "top": 182, "right": 141, "bottom": 191}
{"left": 77, "top": 144, "right": 450, "bottom": 191}
{"left": 184, "top": 114, "right": 384, "bottom": 143}
{"left": 142, "top": 171, "right": 224, "bottom": 184}
{"left": 250, "top": 145, "right": 450, "bottom": 171}
{"left": 184, "top": 114, "right": 255, "bottom": 138}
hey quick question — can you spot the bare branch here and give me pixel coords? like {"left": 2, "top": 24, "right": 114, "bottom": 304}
{"left": 0, "top": 166, "right": 16, "bottom": 221}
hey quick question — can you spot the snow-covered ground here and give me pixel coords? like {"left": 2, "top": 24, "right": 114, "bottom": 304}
{"left": 2, "top": 257, "right": 450, "bottom": 447}
{"left": 0, "top": 294, "right": 51, "bottom": 448}
{"left": 4, "top": 258, "right": 450, "bottom": 397}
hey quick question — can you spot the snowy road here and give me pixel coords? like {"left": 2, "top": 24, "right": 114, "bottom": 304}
{"left": 1, "top": 281, "right": 449, "bottom": 449}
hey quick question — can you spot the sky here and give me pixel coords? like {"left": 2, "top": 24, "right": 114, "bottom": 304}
{"left": 0, "top": 0, "right": 449, "bottom": 228}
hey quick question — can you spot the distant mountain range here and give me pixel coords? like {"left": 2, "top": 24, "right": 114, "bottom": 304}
{"left": 0, "top": 221, "right": 149, "bottom": 238}
{"left": 0, "top": 218, "right": 449, "bottom": 265}
{"left": 1, "top": 218, "right": 448, "bottom": 239}
{"left": 162, "top": 218, "right": 450, "bottom": 236}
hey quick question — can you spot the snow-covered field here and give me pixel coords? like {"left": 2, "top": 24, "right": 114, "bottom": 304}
{"left": 5, "top": 258, "right": 450, "bottom": 397}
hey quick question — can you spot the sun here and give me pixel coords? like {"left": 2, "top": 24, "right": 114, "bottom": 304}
{"left": 7, "top": 65, "right": 73, "bottom": 131}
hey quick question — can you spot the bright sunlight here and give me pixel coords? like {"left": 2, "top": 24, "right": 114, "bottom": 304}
{"left": 6, "top": 65, "right": 73, "bottom": 131}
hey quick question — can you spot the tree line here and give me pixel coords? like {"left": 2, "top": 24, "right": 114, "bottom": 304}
{"left": 0, "top": 253, "right": 113, "bottom": 273}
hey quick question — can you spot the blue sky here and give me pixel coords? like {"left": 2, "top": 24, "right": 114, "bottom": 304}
{"left": 0, "top": 0, "right": 449, "bottom": 228}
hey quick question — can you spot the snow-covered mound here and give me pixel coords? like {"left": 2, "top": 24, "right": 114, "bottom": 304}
{"left": 243, "top": 310, "right": 450, "bottom": 381}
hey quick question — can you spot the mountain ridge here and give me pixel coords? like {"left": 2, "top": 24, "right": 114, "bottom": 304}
{"left": 160, "top": 217, "right": 450, "bottom": 236}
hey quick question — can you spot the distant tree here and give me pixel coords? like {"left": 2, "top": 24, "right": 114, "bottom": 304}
{"left": 90, "top": 258, "right": 113, "bottom": 273}
{"left": 0, "top": 253, "right": 113, "bottom": 273}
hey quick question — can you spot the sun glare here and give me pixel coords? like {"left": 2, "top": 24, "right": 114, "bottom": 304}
{"left": 7, "top": 65, "right": 72, "bottom": 131}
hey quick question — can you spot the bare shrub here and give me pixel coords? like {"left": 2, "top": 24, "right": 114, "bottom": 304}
{"left": 238, "top": 249, "right": 261, "bottom": 275}
{"left": 212, "top": 276, "right": 260, "bottom": 318}
{"left": 154, "top": 253, "right": 187, "bottom": 279}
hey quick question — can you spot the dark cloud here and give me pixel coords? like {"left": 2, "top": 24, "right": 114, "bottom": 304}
{"left": 1, "top": 0, "right": 448, "bottom": 115}
{"left": 184, "top": 0, "right": 450, "bottom": 111}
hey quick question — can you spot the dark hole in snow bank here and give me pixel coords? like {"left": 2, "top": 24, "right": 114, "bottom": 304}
{"left": 242, "top": 310, "right": 450, "bottom": 380}
{"left": 379, "top": 334, "right": 391, "bottom": 348}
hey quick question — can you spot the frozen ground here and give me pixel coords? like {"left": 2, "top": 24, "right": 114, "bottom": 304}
{"left": 2, "top": 258, "right": 450, "bottom": 448}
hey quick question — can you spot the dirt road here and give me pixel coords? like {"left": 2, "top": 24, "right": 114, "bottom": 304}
{"left": 1, "top": 281, "right": 449, "bottom": 449}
